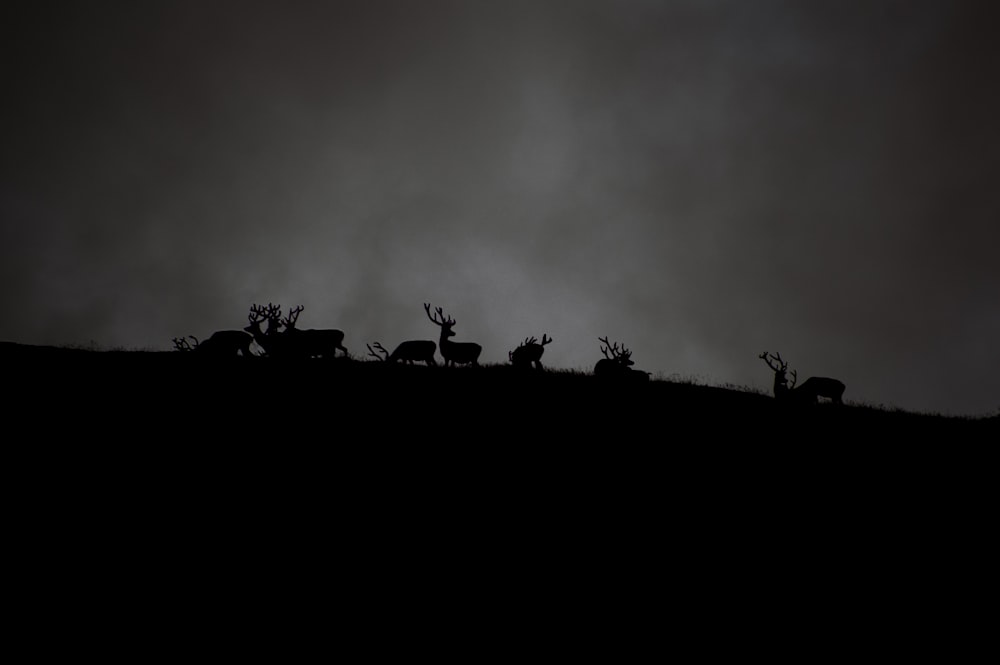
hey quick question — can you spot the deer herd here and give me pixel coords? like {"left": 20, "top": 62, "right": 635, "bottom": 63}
{"left": 173, "top": 304, "right": 847, "bottom": 402}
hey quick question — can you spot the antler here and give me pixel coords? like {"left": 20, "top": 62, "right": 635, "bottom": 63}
{"left": 367, "top": 342, "right": 389, "bottom": 361}
{"left": 788, "top": 369, "right": 797, "bottom": 389}
{"left": 424, "top": 303, "right": 455, "bottom": 327}
{"left": 599, "top": 336, "right": 621, "bottom": 359}
{"left": 759, "top": 351, "right": 788, "bottom": 373}
{"left": 265, "top": 303, "right": 283, "bottom": 333}
{"left": 171, "top": 335, "right": 200, "bottom": 352}
{"left": 248, "top": 303, "right": 268, "bottom": 324}
{"left": 541, "top": 334, "right": 552, "bottom": 346}
{"left": 283, "top": 305, "right": 304, "bottom": 329}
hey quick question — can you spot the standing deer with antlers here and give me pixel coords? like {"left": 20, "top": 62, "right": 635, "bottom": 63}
{"left": 280, "top": 305, "right": 348, "bottom": 359}
{"left": 509, "top": 334, "right": 552, "bottom": 370}
{"left": 367, "top": 340, "right": 437, "bottom": 365}
{"left": 244, "top": 303, "right": 286, "bottom": 357}
{"left": 424, "top": 303, "right": 482, "bottom": 367}
{"left": 759, "top": 351, "right": 845, "bottom": 404}
{"left": 594, "top": 337, "right": 649, "bottom": 381}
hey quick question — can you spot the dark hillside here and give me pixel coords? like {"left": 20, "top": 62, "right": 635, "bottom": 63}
{"left": 3, "top": 342, "right": 991, "bottom": 441}
{"left": 3, "top": 342, "right": 992, "bottom": 643}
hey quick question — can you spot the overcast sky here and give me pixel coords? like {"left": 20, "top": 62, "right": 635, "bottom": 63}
{"left": 2, "top": 1, "right": 998, "bottom": 415}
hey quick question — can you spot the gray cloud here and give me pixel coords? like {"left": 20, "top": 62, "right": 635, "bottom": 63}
{"left": 2, "top": 1, "right": 998, "bottom": 414}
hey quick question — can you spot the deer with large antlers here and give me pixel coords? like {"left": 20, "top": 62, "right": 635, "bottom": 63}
{"left": 594, "top": 337, "right": 649, "bottom": 381}
{"left": 367, "top": 340, "right": 437, "bottom": 365}
{"left": 280, "top": 305, "right": 348, "bottom": 359}
{"left": 509, "top": 334, "right": 552, "bottom": 370}
{"left": 172, "top": 330, "right": 254, "bottom": 357}
{"left": 244, "top": 303, "right": 286, "bottom": 357}
{"left": 759, "top": 351, "right": 845, "bottom": 404}
{"left": 424, "top": 303, "right": 482, "bottom": 367}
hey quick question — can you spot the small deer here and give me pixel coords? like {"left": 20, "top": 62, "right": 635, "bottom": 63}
{"left": 594, "top": 337, "right": 649, "bottom": 381}
{"left": 281, "top": 305, "right": 348, "bottom": 359}
{"left": 172, "top": 331, "right": 254, "bottom": 357}
{"left": 367, "top": 340, "right": 437, "bottom": 365}
{"left": 759, "top": 351, "right": 845, "bottom": 404}
{"left": 509, "top": 334, "right": 552, "bottom": 370}
{"left": 424, "top": 303, "right": 482, "bottom": 367}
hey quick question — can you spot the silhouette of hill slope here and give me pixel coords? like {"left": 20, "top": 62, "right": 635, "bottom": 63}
{"left": 1, "top": 342, "right": 992, "bottom": 438}
{"left": 3, "top": 341, "right": 993, "bottom": 657}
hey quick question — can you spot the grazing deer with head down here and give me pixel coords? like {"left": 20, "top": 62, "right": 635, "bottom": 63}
{"left": 759, "top": 351, "right": 845, "bottom": 404}
{"left": 367, "top": 340, "right": 437, "bottom": 365}
{"left": 594, "top": 337, "right": 649, "bottom": 381}
{"left": 280, "top": 305, "right": 348, "bottom": 359}
{"left": 509, "top": 334, "right": 552, "bottom": 370}
{"left": 172, "top": 331, "right": 254, "bottom": 357}
{"left": 424, "top": 303, "right": 482, "bottom": 367}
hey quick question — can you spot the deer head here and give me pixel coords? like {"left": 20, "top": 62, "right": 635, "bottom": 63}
{"left": 263, "top": 303, "right": 283, "bottom": 335}
{"left": 759, "top": 351, "right": 797, "bottom": 394}
{"left": 509, "top": 334, "right": 553, "bottom": 364}
{"left": 282, "top": 305, "right": 305, "bottom": 332}
{"left": 246, "top": 304, "right": 269, "bottom": 336}
{"left": 599, "top": 337, "right": 634, "bottom": 367}
{"left": 424, "top": 303, "right": 456, "bottom": 338}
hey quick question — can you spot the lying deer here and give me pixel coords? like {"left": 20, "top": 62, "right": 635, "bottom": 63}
{"left": 759, "top": 351, "right": 845, "bottom": 404}
{"left": 509, "top": 334, "right": 552, "bottom": 370}
{"left": 424, "top": 303, "right": 482, "bottom": 366}
{"left": 594, "top": 337, "right": 649, "bottom": 381}
{"left": 367, "top": 340, "right": 437, "bottom": 365}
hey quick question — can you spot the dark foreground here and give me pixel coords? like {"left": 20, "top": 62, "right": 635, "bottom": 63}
{"left": 2, "top": 343, "right": 994, "bottom": 655}
{"left": 3, "top": 342, "right": 992, "bottom": 437}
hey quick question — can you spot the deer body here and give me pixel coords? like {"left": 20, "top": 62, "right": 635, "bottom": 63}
{"left": 425, "top": 304, "right": 481, "bottom": 367}
{"left": 594, "top": 357, "right": 629, "bottom": 377}
{"left": 173, "top": 332, "right": 254, "bottom": 357}
{"left": 388, "top": 340, "right": 437, "bottom": 364}
{"left": 760, "top": 352, "right": 845, "bottom": 405}
{"left": 594, "top": 337, "right": 649, "bottom": 381}
{"left": 796, "top": 377, "right": 845, "bottom": 404}
{"left": 368, "top": 340, "right": 437, "bottom": 365}
{"left": 285, "top": 328, "right": 347, "bottom": 358}
{"left": 280, "top": 305, "right": 347, "bottom": 359}
{"left": 509, "top": 335, "right": 552, "bottom": 370}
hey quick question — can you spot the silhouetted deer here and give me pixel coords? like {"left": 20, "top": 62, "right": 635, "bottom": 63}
{"left": 759, "top": 351, "right": 845, "bottom": 404}
{"left": 281, "top": 305, "right": 348, "bottom": 358}
{"left": 367, "top": 340, "right": 437, "bottom": 365}
{"left": 424, "top": 303, "right": 482, "bottom": 366}
{"left": 245, "top": 303, "right": 286, "bottom": 357}
{"left": 509, "top": 334, "right": 552, "bottom": 370}
{"left": 172, "top": 332, "right": 254, "bottom": 357}
{"left": 594, "top": 337, "right": 649, "bottom": 381}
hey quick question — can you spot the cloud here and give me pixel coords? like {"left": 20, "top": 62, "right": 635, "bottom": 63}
{"left": 1, "top": 1, "right": 997, "bottom": 414}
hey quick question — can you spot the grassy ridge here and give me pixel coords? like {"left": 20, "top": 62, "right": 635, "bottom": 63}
{"left": 3, "top": 341, "right": 992, "bottom": 653}
{"left": 2, "top": 342, "right": 993, "bottom": 438}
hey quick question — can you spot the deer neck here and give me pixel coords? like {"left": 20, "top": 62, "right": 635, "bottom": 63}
{"left": 439, "top": 329, "right": 454, "bottom": 349}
